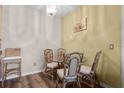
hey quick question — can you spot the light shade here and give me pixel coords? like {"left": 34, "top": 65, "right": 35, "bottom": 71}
{"left": 46, "top": 5, "right": 57, "bottom": 16}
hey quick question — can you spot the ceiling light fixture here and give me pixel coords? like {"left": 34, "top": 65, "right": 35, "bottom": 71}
{"left": 46, "top": 5, "right": 57, "bottom": 16}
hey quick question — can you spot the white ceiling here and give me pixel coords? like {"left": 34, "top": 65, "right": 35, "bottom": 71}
{"left": 35, "top": 5, "right": 78, "bottom": 16}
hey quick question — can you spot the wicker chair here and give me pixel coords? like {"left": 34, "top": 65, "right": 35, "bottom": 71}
{"left": 56, "top": 52, "right": 83, "bottom": 88}
{"left": 57, "top": 48, "right": 66, "bottom": 68}
{"left": 44, "top": 49, "right": 58, "bottom": 80}
{"left": 78, "top": 51, "right": 102, "bottom": 88}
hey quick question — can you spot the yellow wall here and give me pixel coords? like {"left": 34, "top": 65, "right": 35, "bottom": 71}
{"left": 61, "top": 6, "right": 121, "bottom": 87}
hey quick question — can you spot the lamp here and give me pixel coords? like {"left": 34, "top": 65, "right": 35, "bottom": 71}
{"left": 46, "top": 5, "right": 57, "bottom": 16}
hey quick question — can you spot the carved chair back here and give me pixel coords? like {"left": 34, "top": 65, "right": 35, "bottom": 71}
{"left": 67, "top": 52, "right": 83, "bottom": 76}
{"left": 44, "top": 49, "right": 53, "bottom": 63}
{"left": 57, "top": 48, "right": 66, "bottom": 62}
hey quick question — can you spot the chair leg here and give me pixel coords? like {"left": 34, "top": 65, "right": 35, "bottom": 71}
{"left": 55, "top": 80, "right": 58, "bottom": 88}
{"left": 56, "top": 75, "right": 59, "bottom": 88}
{"left": 77, "top": 78, "right": 81, "bottom": 88}
{"left": 63, "top": 80, "right": 67, "bottom": 88}
{"left": 90, "top": 78, "right": 95, "bottom": 88}
{"left": 63, "top": 83, "right": 66, "bottom": 88}
{"left": 72, "top": 82, "right": 75, "bottom": 88}
{"left": 52, "top": 69, "right": 54, "bottom": 81}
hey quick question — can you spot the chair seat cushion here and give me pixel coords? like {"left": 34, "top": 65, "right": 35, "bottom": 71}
{"left": 47, "top": 62, "right": 58, "bottom": 68}
{"left": 80, "top": 65, "right": 91, "bottom": 74}
{"left": 57, "top": 68, "right": 68, "bottom": 79}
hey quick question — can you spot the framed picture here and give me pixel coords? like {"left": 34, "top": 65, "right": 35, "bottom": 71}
{"left": 74, "top": 17, "right": 87, "bottom": 32}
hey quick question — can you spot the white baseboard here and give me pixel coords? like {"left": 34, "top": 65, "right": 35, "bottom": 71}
{"left": 22, "top": 70, "right": 42, "bottom": 77}
{"left": 0, "top": 70, "right": 43, "bottom": 81}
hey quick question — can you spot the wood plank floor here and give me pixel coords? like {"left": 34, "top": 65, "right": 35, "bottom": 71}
{"left": 0, "top": 73, "right": 56, "bottom": 88}
{"left": 0, "top": 73, "right": 101, "bottom": 88}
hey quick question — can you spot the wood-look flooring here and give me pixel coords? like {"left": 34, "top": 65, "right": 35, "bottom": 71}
{"left": 0, "top": 73, "right": 56, "bottom": 88}
{"left": 0, "top": 73, "right": 101, "bottom": 88}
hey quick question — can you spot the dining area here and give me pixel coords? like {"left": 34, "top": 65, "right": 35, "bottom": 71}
{"left": 43, "top": 48, "right": 102, "bottom": 88}
{"left": 0, "top": 48, "right": 102, "bottom": 88}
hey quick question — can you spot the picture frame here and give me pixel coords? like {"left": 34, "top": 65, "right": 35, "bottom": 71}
{"left": 74, "top": 17, "right": 87, "bottom": 32}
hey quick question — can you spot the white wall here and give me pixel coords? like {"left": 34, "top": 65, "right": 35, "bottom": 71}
{"left": 122, "top": 6, "right": 124, "bottom": 87}
{"left": 2, "top": 6, "right": 61, "bottom": 76}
